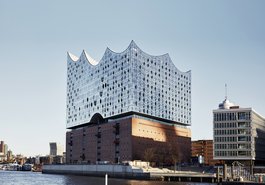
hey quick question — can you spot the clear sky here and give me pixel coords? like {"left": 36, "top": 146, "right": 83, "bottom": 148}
{"left": 0, "top": 0, "right": 264, "bottom": 156}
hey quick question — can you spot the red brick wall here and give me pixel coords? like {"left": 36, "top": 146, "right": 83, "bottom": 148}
{"left": 66, "top": 116, "right": 191, "bottom": 164}
{"left": 191, "top": 140, "right": 220, "bottom": 166}
{"left": 66, "top": 118, "right": 133, "bottom": 164}
{"left": 131, "top": 117, "right": 191, "bottom": 164}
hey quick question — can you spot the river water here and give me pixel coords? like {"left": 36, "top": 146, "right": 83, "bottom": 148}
{"left": 0, "top": 171, "right": 215, "bottom": 185}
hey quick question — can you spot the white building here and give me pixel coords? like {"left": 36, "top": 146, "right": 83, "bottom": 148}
{"left": 49, "top": 142, "right": 64, "bottom": 156}
{"left": 213, "top": 98, "right": 265, "bottom": 163}
{"left": 66, "top": 41, "right": 191, "bottom": 129}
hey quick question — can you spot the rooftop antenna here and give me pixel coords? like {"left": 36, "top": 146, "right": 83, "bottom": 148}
{"left": 225, "top": 83, "right": 227, "bottom": 100}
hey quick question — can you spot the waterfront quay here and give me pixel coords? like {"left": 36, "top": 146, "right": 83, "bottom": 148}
{"left": 0, "top": 170, "right": 216, "bottom": 185}
{"left": 43, "top": 164, "right": 265, "bottom": 184}
{"left": 43, "top": 164, "right": 219, "bottom": 183}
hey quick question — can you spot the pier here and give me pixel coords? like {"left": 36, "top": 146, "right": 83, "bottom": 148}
{"left": 150, "top": 172, "right": 218, "bottom": 182}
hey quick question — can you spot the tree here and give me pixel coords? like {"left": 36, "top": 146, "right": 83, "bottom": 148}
{"left": 143, "top": 148, "right": 155, "bottom": 168}
{"left": 168, "top": 143, "right": 180, "bottom": 172}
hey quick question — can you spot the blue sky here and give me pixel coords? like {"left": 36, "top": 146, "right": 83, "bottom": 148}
{"left": 0, "top": 0, "right": 264, "bottom": 156}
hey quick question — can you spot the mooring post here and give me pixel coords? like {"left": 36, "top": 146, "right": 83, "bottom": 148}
{"left": 250, "top": 160, "right": 254, "bottom": 181}
{"left": 223, "top": 164, "right": 227, "bottom": 181}
{"left": 217, "top": 166, "right": 220, "bottom": 183}
{"left": 105, "top": 173, "right": 108, "bottom": 185}
{"left": 231, "top": 164, "right": 234, "bottom": 180}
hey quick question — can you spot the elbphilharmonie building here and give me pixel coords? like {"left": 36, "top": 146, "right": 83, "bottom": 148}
{"left": 66, "top": 41, "right": 192, "bottom": 164}
{"left": 66, "top": 41, "right": 191, "bottom": 128}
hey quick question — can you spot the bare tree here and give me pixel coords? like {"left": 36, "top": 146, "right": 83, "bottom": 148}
{"left": 143, "top": 148, "right": 155, "bottom": 168}
{"left": 168, "top": 143, "right": 180, "bottom": 172}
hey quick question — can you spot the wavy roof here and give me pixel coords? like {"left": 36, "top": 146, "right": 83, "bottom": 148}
{"left": 67, "top": 40, "right": 190, "bottom": 73}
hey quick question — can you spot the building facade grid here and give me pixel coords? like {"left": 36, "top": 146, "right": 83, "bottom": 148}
{"left": 213, "top": 99, "right": 265, "bottom": 162}
{"left": 66, "top": 41, "right": 191, "bottom": 128}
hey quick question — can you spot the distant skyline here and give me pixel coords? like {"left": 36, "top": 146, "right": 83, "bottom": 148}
{"left": 0, "top": 0, "right": 265, "bottom": 156}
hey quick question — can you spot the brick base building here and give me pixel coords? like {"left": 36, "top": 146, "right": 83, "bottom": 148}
{"left": 66, "top": 112, "right": 191, "bottom": 165}
{"left": 191, "top": 140, "right": 221, "bottom": 166}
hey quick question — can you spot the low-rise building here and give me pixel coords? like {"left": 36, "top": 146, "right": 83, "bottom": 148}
{"left": 191, "top": 140, "right": 219, "bottom": 166}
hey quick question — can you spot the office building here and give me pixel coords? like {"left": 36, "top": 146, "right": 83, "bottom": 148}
{"left": 66, "top": 41, "right": 191, "bottom": 164}
{"left": 0, "top": 141, "right": 8, "bottom": 161}
{"left": 49, "top": 142, "right": 64, "bottom": 156}
{"left": 4, "top": 144, "right": 8, "bottom": 155}
{"left": 0, "top": 141, "right": 4, "bottom": 153}
{"left": 213, "top": 98, "right": 265, "bottom": 164}
{"left": 7, "top": 150, "right": 13, "bottom": 161}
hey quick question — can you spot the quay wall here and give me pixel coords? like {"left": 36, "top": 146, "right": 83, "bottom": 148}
{"left": 42, "top": 164, "right": 150, "bottom": 179}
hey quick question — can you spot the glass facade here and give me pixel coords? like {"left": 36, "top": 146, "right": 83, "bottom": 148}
{"left": 66, "top": 41, "right": 191, "bottom": 128}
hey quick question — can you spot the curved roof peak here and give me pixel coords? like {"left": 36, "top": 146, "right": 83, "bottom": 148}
{"left": 104, "top": 40, "right": 169, "bottom": 58}
{"left": 103, "top": 40, "right": 137, "bottom": 55}
{"left": 129, "top": 40, "right": 137, "bottom": 48}
{"left": 82, "top": 50, "right": 98, "bottom": 66}
{"left": 67, "top": 52, "right": 79, "bottom": 62}
{"left": 68, "top": 41, "right": 179, "bottom": 68}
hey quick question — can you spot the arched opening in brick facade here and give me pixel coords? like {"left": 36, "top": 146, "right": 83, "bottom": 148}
{"left": 90, "top": 113, "right": 104, "bottom": 124}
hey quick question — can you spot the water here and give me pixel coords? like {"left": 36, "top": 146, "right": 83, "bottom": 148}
{"left": 0, "top": 171, "right": 214, "bottom": 185}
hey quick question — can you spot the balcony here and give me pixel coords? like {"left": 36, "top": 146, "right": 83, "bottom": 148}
{"left": 238, "top": 136, "right": 247, "bottom": 142}
{"left": 238, "top": 122, "right": 250, "bottom": 128}
{"left": 238, "top": 129, "right": 248, "bottom": 135}
{"left": 238, "top": 144, "right": 249, "bottom": 149}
